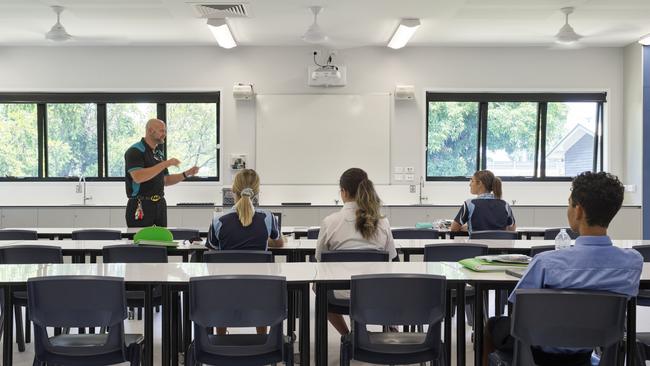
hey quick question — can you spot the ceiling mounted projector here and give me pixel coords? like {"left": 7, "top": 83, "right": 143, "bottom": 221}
{"left": 302, "top": 6, "right": 328, "bottom": 44}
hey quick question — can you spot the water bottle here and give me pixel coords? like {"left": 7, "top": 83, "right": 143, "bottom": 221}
{"left": 554, "top": 229, "right": 571, "bottom": 250}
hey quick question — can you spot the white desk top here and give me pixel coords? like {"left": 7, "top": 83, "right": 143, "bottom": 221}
{"left": 2, "top": 227, "right": 207, "bottom": 235}
{"left": 298, "top": 239, "right": 650, "bottom": 250}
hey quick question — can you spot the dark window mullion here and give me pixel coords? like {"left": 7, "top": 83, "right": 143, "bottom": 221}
{"left": 539, "top": 103, "right": 548, "bottom": 178}
{"left": 599, "top": 102, "right": 604, "bottom": 172}
{"left": 97, "top": 103, "right": 106, "bottom": 178}
{"left": 37, "top": 104, "right": 46, "bottom": 178}
{"left": 592, "top": 102, "right": 601, "bottom": 172}
{"left": 216, "top": 100, "right": 220, "bottom": 181}
{"left": 157, "top": 103, "right": 167, "bottom": 159}
{"left": 533, "top": 103, "right": 541, "bottom": 178}
{"left": 479, "top": 102, "right": 488, "bottom": 171}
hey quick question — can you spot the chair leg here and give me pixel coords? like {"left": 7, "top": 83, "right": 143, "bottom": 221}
{"left": 137, "top": 307, "right": 143, "bottom": 320}
{"left": 284, "top": 338, "right": 294, "bottom": 366}
{"left": 340, "top": 336, "right": 351, "bottom": 366}
{"left": 185, "top": 342, "right": 197, "bottom": 366}
{"left": 25, "top": 306, "right": 30, "bottom": 343}
{"left": 14, "top": 305, "right": 25, "bottom": 352}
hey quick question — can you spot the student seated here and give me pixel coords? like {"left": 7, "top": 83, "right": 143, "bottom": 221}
{"left": 207, "top": 169, "right": 284, "bottom": 251}
{"left": 450, "top": 169, "right": 516, "bottom": 233}
{"left": 315, "top": 167, "right": 397, "bottom": 335}
{"left": 483, "top": 171, "right": 643, "bottom": 366}
{"left": 206, "top": 169, "right": 284, "bottom": 335}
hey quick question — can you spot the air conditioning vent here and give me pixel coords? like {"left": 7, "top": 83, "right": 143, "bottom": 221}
{"left": 190, "top": 3, "right": 249, "bottom": 18}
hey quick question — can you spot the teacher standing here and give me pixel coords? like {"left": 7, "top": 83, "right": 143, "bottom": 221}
{"left": 124, "top": 118, "right": 199, "bottom": 227}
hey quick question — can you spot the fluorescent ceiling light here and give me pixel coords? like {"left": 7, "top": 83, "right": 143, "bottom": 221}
{"left": 387, "top": 19, "right": 420, "bottom": 49}
{"left": 639, "top": 33, "right": 650, "bottom": 45}
{"left": 207, "top": 18, "right": 237, "bottom": 49}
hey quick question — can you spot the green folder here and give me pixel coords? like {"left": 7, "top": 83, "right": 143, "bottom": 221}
{"left": 459, "top": 257, "right": 528, "bottom": 272}
{"left": 133, "top": 226, "right": 177, "bottom": 247}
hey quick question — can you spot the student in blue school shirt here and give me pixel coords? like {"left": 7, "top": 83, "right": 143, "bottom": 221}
{"left": 450, "top": 170, "right": 516, "bottom": 233}
{"left": 207, "top": 169, "right": 284, "bottom": 251}
{"left": 483, "top": 171, "right": 643, "bottom": 366}
{"left": 206, "top": 169, "right": 284, "bottom": 335}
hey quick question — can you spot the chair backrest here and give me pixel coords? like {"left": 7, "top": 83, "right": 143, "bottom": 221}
{"left": 320, "top": 250, "right": 389, "bottom": 262}
{"left": 28, "top": 276, "right": 128, "bottom": 360}
{"left": 511, "top": 289, "right": 627, "bottom": 365}
{"left": 544, "top": 228, "right": 579, "bottom": 240}
{"left": 169, "top": 228, "right": 200, "bottom": 240}
{"left": 133, "top": 226, "right": 174, "bottom": 243}
{"left": 0, "top": 229, "right": 38, "bottom": 240}
{"left": 0, "top": 245, "right": 63, "bottom": 264}
{"left": 307, "top": 228, "right": 320, "bottom": 240}
{"left": 424, "top": 243, "right": 488, "bottom": 262}
{"left": 350, "top": 274, "right": 446, "bottom": 353}
{"left": 71, "top": 229, "right": 122, "bottom": 240}
{"left": 470, "top": 230, "right": 520, "bottom": 240}
{"left": 102, "top": 244, "right": 168, "bottom": 263}
{"left": 391, "top": 228, "right": 440, "bottom": 239}
{"left": 203, "top": 250, "right": 273, "bottom": 263}
{"left": 529, "top": 245, "right": 556, "bottom": 257}
{"left": 632, "top": 245, "right": 650, "bottom": 262}
{"left": 189, "top": 275, "right": 287, "bottom": 357}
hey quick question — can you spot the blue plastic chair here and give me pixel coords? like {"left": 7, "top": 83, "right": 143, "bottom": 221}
{"left": 469, "top": 230, "right": 520, "bottom": 240}
{"left": 186, "top": 275, "right": 293, "bottom": 365}
{"left": 203, "top": 250, "right": 274, "bottom": 263}
{"left": 0, "top": 245, "right": 63, "bottom": 352}
{"left": 530, "top": 245, "right": 555, "bottom": 257}
{"left": 392, "top": 228, "right": 440, "bottom": 239}
{"left": 71, "top": 229, "right": 122, "bottom": 240}
{"left": 307, "top": 228, "right": 320, "bottom": 240}
{"left": 340, "top": 274, "right": 447, "bottom": 365}
{"left": 543, "top": 228, "right": 579, "bottom": 240}
{"left": 28, "top": 275, "right": 143, "bottom": 366}
{"left": 0, "top": 229, "right": 38, "bottom": 240}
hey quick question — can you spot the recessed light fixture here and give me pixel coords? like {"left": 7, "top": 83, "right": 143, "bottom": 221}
{"left": 387, "top": 19, "right": 421, "bottom": 49}
{"left": 207, "top": 18, "right": 237, "bottom": 49}
{"left": 639, "top": 33, "right": 650, "bottom": 45}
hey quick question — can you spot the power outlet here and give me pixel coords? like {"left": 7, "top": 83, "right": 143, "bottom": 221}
{"left": 75, "top": 184, "right": 82, "bottom": 193}
{"left": 405, "top": 167, "right": 415, "bottom": 173}
{"left": 409, "top": 185, "right": 416, "bottom": 193}
{"left": 393, "top": 174, "right": 404, "bottom": 181}
{"left": 405, "top": 174, "right": 415, "bottom": 181}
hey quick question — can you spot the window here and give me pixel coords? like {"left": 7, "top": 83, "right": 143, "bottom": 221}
{"left": 0, "top": 92, "right": 220, "bottom": 181}
{"left": 425, "top": 93, "right": 605, "bottom": 181}
{"left": 486, "top": 102, "right": 537, "bottom": 177}
{"left": 166, "top": 103, "right": 219, "bottom": 178}
{"left": 47, "top": 103, "right": 98, "bottom": 177}
{"left": 106, "top": 103, "right": 157, "bottom": 177}
{"left": 0, "top": 104, "right": 38, "bottom": 177}
{"left": 426, "top": 101, "right": 478, "bottom": 177}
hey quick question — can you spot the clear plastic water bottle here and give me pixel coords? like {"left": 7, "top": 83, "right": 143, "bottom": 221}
{"left": 555, "top": 229, "right": 572, "bottom": 250}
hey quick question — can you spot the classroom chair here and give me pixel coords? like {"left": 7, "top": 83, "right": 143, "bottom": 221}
{"left": 185, "top": 275, "right": 293, "bottom": 366}
{"left": 71, "top": 229, "right": 121, "bottom": 240}
{"left": 488, "top": 289, "right": 626, "bottom": 366}
{"left": 469, "top": 230, "right": 520, "bottom": 240}
{"left": 543, "top": 228, "right": 579, "bottom": 240}
{"left": 169, "top": 228, "right": 201, "bottom": 241}
{"left": 320, "top": 250, "right": 390, "bottom": 315}
{"left": 28, "top": 276, "right": 143, "bottom": 366}
{"left": 0, "top": 245, "right": 63, "bottom": 352}
{"left": 530, "top": 245, "right": 555, "bottom": 257}
{"left": 307, "top": 228, "right": 320, "bottom": 240}
{"left": 203, "top": 250, "right": 273, "bottom": 263}
{"left": 391, "top": 228, "right": 441, "bottom": 239}
{"left": 340, "top": 274, "right": 447, "bottom": 366}
{"left": 0, "top": 229, "right": 38, "bottom": 240}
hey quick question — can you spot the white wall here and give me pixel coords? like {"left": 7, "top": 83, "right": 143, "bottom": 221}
{"left": 0, "top": 45, "right": 635, "bottom": 206}
{"left": 623, "top": 43, "right": 643, "bottom": 205}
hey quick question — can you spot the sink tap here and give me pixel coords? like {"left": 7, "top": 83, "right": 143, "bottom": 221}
{"left": 77, "top": 176, "right": 92, "bottom": 205}
{"left": 419, "top": 176, "right": 428, "bottom": 205}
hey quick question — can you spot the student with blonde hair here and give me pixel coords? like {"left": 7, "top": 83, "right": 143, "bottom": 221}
{"left": 316, "top": 167, "right": 397, "bottom": 335}
{"left": 450, "top": 170, "right": 516, "bottom": 233}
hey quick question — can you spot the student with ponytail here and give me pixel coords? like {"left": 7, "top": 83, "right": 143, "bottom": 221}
{"left": 450, "top": 170, "right": 516, "bottom": 233}
{"left": 207, "top": 169, "right": 284, "bottom": 251}
{"left": 316, "top": 168, "right": 397, "bottom": 335}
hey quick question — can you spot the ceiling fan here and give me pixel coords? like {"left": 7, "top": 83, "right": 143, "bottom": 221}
{"left": 555, "top": 7, "right": 582, "bottom": 45}
{"left": 302, "top": 6, "right": 328, "bottom": 44}
{"left": 45, "top": 5, "right": 72, "bottom": 42}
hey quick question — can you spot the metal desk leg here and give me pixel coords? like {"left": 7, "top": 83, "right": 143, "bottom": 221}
{"left": 144, "top": 285, "right": 154, "bottom": 366}
{"left": 473, "top": 283, "right": 484, "bottom": 366}
{"left": 299, "top": 283, "right": 311, "bottom": 366}
{"left": 457, "top": 283, "right": 466, "bottom": 366}
{"left": 627, "top": 298, "right": 636, "bottom": 366}
{"left": 315, "top": 283, "right": 328, "bottom": 366}
{"left": 288, "top": 289, "right": 296, "bottom": 336}
{"left": 183, "top": 290, "right": 191, "bottom": 355}
{"left": 3, "top": 286, "right": 13, "bottom": 366}
{"left": 444, "top": 286, "right": 452, "bottom": 366}
{"left": 162, "top": 285, "right": 170, "bottom": 366}
{"left": 404, "top": 251, "right": 410, "bottom": 262}
{"left": 170, "top": 290, "right": 179, "bottom": 366}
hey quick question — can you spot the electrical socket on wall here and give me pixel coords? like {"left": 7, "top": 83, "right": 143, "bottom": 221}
{"left": 409, "top": 185, "right": 416, "bottom": 193}
{"left": 405, "top": 167, "right": 415, "bottom": 173}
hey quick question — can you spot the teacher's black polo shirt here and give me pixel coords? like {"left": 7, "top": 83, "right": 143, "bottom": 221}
{"left": 124, "top": 138, "right": 168, "bottom": 198}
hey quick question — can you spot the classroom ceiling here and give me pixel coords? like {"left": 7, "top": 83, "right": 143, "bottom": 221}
{"left": 1, "top": 0, "right": 650, "bottom": 47}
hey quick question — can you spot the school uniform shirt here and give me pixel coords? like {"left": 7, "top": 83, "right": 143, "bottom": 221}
{"left": 315, "top": 201, "right": 397, "bottom": 261}
{"left": 206, "top": 208, "right": 280, "bottom": 251}
{"left": 454, "top": 193, "right": 515, "bottom": 232}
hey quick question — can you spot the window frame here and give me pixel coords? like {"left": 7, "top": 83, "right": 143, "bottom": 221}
{"left": 0, "top": 92, "right": 220, "bottom": 182}
{"left": 425, "top": 92, "right": 606, "bottom": 182}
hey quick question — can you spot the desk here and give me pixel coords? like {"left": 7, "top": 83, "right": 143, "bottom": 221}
{"left": 1, "top": 227, "right": 209, "bottom": 240}
{"left": 0, "top": 262, "right": 315, "bottom": 366}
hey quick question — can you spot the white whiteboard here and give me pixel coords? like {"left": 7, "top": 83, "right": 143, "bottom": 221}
{"left": 255, "top": 94, "right": 390, "bottom": 185}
